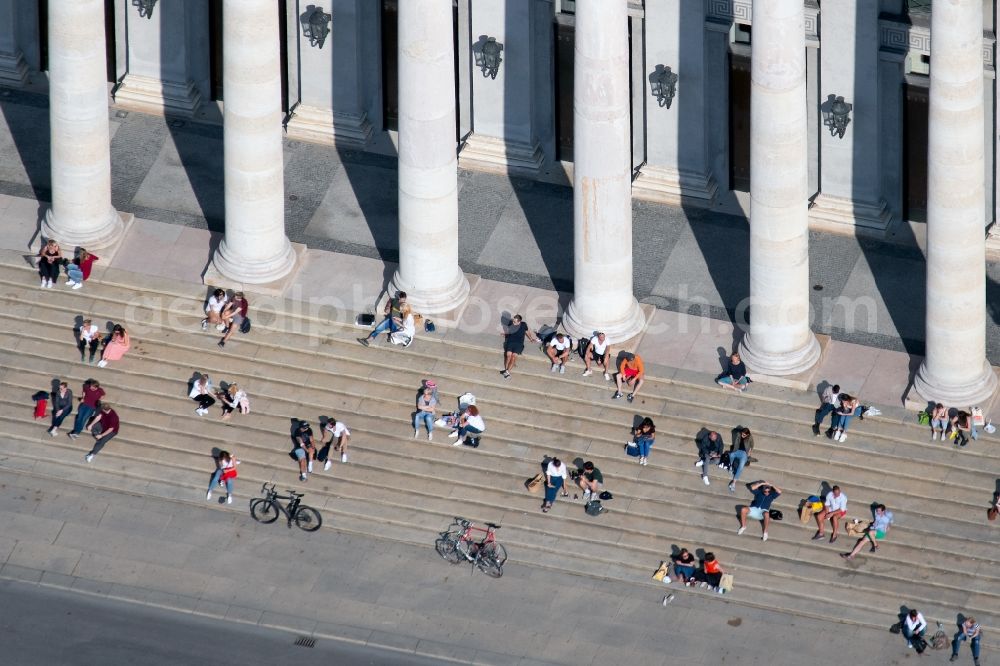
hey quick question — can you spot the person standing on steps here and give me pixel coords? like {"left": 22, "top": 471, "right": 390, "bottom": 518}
{"left": 630, "top": 417, "right": 656, "bottom": 466}
{"left": 413, "top": 386, "right": 437, "bottom": 441}
{"left": 812, "top": 485, "right": 848, "bottom": 543}
{"left": 65, "top": 248, "right": 98, "bottom": 290}
{"left": 68, "top": 379, "right": 104, "bottom": 440}
{"left": 190, "top": 374, "right": 216, "bottom": 416}
{"left": 716, "top": 352, "right": 750, "bottom": 392}
{"left": 76, "top": 319, "right": 101, "bottom": 364}
{"left": 500, "top": 314, "right": 539, "bottom": 379}
{"left": 582, "top": 332, "right": 612, "bottom": 380}
{"left": 83, "top": 403, "right": 119, "bottom": 462}
{"left": 902, "top": 608, "right": 927, "bottom": 651}
{"left": 727, "top": 428, "right": 754, "bottom": 492}
{"left": 321, "top": 417, "right": 351, "bottom": 467}
{"left": 613, "top": 352, "right": 645, "bottom": 402}
{"left": 812, "top": 384, "right": 841, "bottom": 436}
{"left": 950, "top": 616, "right": 981, "bottom": 665}
{"left": 97, "top": 324, "right": 130, "bottom": 368}
{"left": 695, "top": 429, "right": 723, "bottom": 486}
{"left": 358, "top": 291, "right": 406, "bottom": 347}
{"left": 47, "top": 382, "right": 73, "bottom": 437}
{"left": 737, "top": 480, "right": 782, "bottom": 541}
{"left": 37, "top": 238, "right": 62, "bottom": 288}
{"left": 202, "top": 288, "right": 228, "bottom": 332}
{"left": 841, "top": 503, "right": 894, "bottom": 560}
{"left": 206, "top": 450, "right": 239, "bottom": 504}
{"left": 218, "top": 292, "right": 249, "bottom": 348}
{"left": 930, "top": 402, "right": 949, "bottom": 441}
{"left": 545, "top": 332, "right": 573, "bottom": 374}
{"left": 541, "top": 457, "right": 569, "bottom": 513}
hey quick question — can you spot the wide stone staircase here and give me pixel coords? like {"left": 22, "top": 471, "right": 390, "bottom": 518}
{"left": 0, "top": 254, "right": 998, "bottom": 646}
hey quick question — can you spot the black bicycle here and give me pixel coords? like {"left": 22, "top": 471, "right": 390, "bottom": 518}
{"left": 250, "top": 483, "right": 322, "bottom": 532}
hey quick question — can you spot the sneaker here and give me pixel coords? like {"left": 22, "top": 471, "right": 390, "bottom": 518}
{"left": 414, "top": 430, "right": 420, "bottom": 439}
{"left": 702, "top": 475, "right": 710, "bottom": 485}
{"left": 812, "top": 424, "right": 821, "bottom": 436}
{"left": 603, "top": 372, "right": 611, "bottom": 381}
{"left": 448, "top": 431, "right": 459, "bottom": 438}
{"left": 65, "top": 280, "right": 77, "bottom": 287}
{"left": 728, "top": 481, "right": 735, "bottom": 492}
{"left": 201, "top": 319, "right": 208, "bottom": 330}
{"left": 812, "top": 533, "right": 824, "bottom": 541}
{"left": 97, "top": 360, "right": 107, "bottom": 368}
{"left": 582, "top": 369, "right": 592, "bottom": 377}
{"left": 196, "top": 408, "right": 206, "bottom": 416}
{"left": 762, "top": 532, "right": 769, "bottom": 541}
{"left": 324, "top": 460, "right": 332, "bottom": 471}
{"left": 84, "top": 453, "right": 94, "bottom": 463}
{"left": 226, "top": 495, "right": 233, "bottom": 504}
{"left": 717, "top": 588, "right": 725, "bottom": 594}
{"left": 663, "top": 577, "right": 672, "bottom": 584}
{"left": 737, "top": 526, "right": 746, "bottom": 536}
{"left": 699, "top": 582, "right": 708, "bottom": 589}
{"left": 67, "top": 432, "right": 78, "bottom": 440}
{"left": 550, "top": 364, "right": 558, "bottom": 373}
{"left": 341, "top": 453, "right": 347, "bottom": 463}
{"left": 950, "top": 656, "right": 958, "bottom": 663}
{"left": 217, "top": 340, "right": 225, "bottom": 348}
{"left": 931, "top": 432, "right": 938, "bottom": 441}
{"left": 427, "top": 432, "right": 433, "bottom": 441}
{"left": 612, "top": 391, "right": 623, "bottom": 400}
{"left": 48, "top": 428, "right": 57, "bottom": 437}
{"left": 838, "top": 433, "right": 847, "bottom": 442}
{"left": 694, "top": 460, "right": 704, "bottom": 467}
{"left": 626, "top": 393, "right": 634, "bottom": 403}
{"left": 307, "top": 461, "right": 314, "bottom": 473}
{"left": 906, "top": 642, "right": 912, "bottom": 649}
{"left": 216, "top": 323, "right": 226, "bottom": 331}
{"left": 39, "top": 279, "right": 45, "bottom": 288}
{"left": 72, "top": 282, "right": 82, "bottom": 290}
{"left": 452, "top": 440, "right": 463, "bottom": 447}
{"left": 501, "top": 370, "right": 510, "bottom": 379}
{"left": 206, "top": 491, "right": 212, "bottom": 501}
{"left": 45, "top": 280, "right": 53, "bottom": 289}
{"left": 559, "top": 365, "right": 565, "bottom": 375}
{"left": 300, "top": 473, "right": 307, "bottom": 481}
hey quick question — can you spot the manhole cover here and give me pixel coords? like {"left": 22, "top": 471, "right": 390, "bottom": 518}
{"left": 294, "top": 636, "right": 316, "bottom": 648}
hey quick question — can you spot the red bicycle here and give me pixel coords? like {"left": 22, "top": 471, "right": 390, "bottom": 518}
{"left": 435, "top": 516, "right": 507, "bottom": 578}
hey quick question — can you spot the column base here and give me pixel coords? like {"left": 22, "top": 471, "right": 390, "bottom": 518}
{"left": 0, "top": 49, "right": 28, "bottom": 87}
{"left": 738, "top": 331, "right": 821, "bottom": 377}
{"left": 389, "top": 268, "right": 471, "bottom": 322}
{"left": 112, "top": 74, "right": 202, "bottom": 118}
{"left": 808, "top": 193, "right": 892, "bottom": 235}
{"left": 458, "top": 133, "right": 544, "bottom": 178}
{"left": 204, "top": 242, "right": 306, "bottom": 297}
{"left": 562, "top": 297, "right": 646, "bottom": 346}
{"left": 284, "top": 104, "right": 373, "bottom": 148}
{"left": 42, "top": 206, "right": 125, "bottom": 252}
{"left": 209, "top": 238, "right": 302, "bottom": 289}
{"left": 912, "top": 359, "right": 998, "bottom": 407}
{"left": 631, "top": 165, "right": 718, "bottom": 209}
{"left": 986, "top": 222, "right": 1000, "bottom": 260}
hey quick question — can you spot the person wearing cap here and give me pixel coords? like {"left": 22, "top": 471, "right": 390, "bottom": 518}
{"left": 218, "top": 292, "right": 249, "bottom": 348}
{"left": 292, "top": 420, "right": 317, "bottom": 481}
{"left": 582, "top": 332, "right": 612, "bottom": 380}
{"left": 613, "top": 352, "right": 645, "bottom": 402}
{"left": 737, "top": 480, "right": 782, "bottom": 541}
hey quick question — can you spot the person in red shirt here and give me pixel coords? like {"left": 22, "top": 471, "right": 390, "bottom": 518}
{"left": 697, "top": 552, "right": 727, "bottom": 593}
{"left": 68, "top": 380, "right": 105, "bottom": 438}
{"left": 84, "top": 403, "right": 119, "bottom": 462}
{"left": 65, "top": 249, "right": 98, "bottom": 290}
{"left": 218, "top": 292, "right": 249, "bottom": 348}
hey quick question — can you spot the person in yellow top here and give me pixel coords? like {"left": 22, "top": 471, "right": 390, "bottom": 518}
{"left": 613, "top": 352, "right": 645, "bottom": 403}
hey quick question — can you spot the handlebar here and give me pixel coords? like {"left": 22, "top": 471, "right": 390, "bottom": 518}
{"left": 452, "top": 517, "right": 500, "bottom": 530}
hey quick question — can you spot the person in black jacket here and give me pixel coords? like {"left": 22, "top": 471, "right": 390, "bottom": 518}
{"left": 695, "top": 429, "right": 723, "bottom": 486}
{"left": 47, "top": 382, "right": 73, "bottom": 436}
{"left": 716, "top": 352, "right": 749, "bottom": 392}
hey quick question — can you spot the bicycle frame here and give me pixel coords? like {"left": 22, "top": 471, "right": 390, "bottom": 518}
{"left": 259, "top": 483, "right": 304, "bottom": 528}
{"left": 446, "top": 518, "right": 497, "bottom": 557}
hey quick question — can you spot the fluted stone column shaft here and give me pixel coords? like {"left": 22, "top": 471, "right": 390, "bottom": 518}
{"left": 41, "top": 0, "right": 122, "bottom": 250}
{"left": 390, "top": 0, "right": 469, "bottom": 315}
{"left": 914, "top": 0, "right": 997, "bottom": 404}
{"left": 738, "top": 0, "right": 819, "bottom": 375}
{"left": 212, "top": 0, "right": 296, "bottom": 284}
{"left": 562, "top": 0, "right": 644, "bottom": 343}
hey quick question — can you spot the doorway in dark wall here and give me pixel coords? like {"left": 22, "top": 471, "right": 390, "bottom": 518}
{"left": 103, "top": 0, "right": 115, "bottom": 82}
{"left": 278, "top": 0, "right": 288, "bottom": 113}
{"left": 37, "top": 0, "right": 48, "bottom": 72}
{"left": 553, "top": 17, "right": 574, "bottom": 162}
{"left": 209, "top": 0, "right": 223, "bottom": 100}
{"left": 902, "top": 81, "right": 929, "bottom": 222}
{"left": 728, "top": 51, "right": 751, "bottom": 192}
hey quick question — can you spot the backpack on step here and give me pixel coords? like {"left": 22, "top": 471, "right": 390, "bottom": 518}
{"left": 585, "top": 500, "right": 606, "bottom": 516}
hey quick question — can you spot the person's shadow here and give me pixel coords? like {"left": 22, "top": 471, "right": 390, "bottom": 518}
{"left": 716, "top": 346, "right": 731, "bottom": 374}
{"left": 815, "top": 380, "right": 831, "bottom": 402}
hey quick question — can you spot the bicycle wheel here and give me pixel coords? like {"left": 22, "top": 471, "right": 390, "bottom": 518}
{"left": 250, "top": 499, "right": 280, "bottom": 524}
{"left": 293, "top": 505, "right": 322, "bottom": 532}
{"left": 435, "top": 536, "right": 462, "bottom": 564}
{"left": 482, "top": 542, "right": 507, "bottom": 566}
{"left": 476, "top": 550, "right": 503, "bottom": 578}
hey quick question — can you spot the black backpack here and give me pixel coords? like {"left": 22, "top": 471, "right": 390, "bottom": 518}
{"left": 585, "top": 500, "right": 606, "bottom": 516}
{"left": 239, "top": 317, "right": 251, "bottom": 334}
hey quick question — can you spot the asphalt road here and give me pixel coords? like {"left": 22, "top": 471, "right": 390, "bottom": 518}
{"left": 0, "top": 579, "right": 443, "bottom": 666}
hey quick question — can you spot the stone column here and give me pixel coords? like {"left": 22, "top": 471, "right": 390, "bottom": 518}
{"left": 210, "top": 0, "right": 298, "bottom": 284}
{"left": 114, "top": 0, "right": 202, "bottom": 116}
{"left": 41, "top": 0, "right": 123, "bottom": 250}
{"left": 389, "top": 0, "right": 470, "bottom": 316}
{"left": 914, "top": 0, "right": 997, "bottom": 405}
{"left": 562, "top": 0, "right": 645, "bottom": 343}
{"left": 737, "top": 0, "right": 819, "bottom": 375}
{"left": 0, "top": 0, "right": 28, "bottom": 86}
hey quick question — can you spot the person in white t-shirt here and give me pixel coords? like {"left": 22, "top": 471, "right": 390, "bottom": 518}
{"left": 546, "top": 333, "right": 574, "bottom": 374}
{"left": 321, "top": 417, "right": 351, "bottom": 468}
{"left": 202, "top": 288, "right": 229, "bottom": 332}
{"left": 542, "top": 457, "right": 569, "bottom": 512}
{"left": 76, "top": 318, "right": 101, "bottom": 364}
{"left": 582, "top": 332, "right": 612, "bottom": 380}
{"left": 813, "top": 485, "right": 847, "bottom": 543}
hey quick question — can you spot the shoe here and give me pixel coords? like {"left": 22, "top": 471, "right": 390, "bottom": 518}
{"left": 206, "top": 491, "right": 212, "bottom": 501}
{"left": 550, "top": 364, "right": 558, "bottom": 373}
{"left": 427, "top": 432, "right": 433, "bottom": 441}
{"left": 65, "top": 280, "right": 76, "bottom": 287}
{"left": 216, "top": 323, "right": 226, "bottom": 332}
{"left": 717, "top": 588, "right": 725, "bottom": 594}
{"left": 501, "top": 370, "right": 510, "bottom": 379}
{"left": 300, "top": 473, "right": 307, "bottom": 481}
{"left": 931, "top": 432, "right": 938, "bottom": 441}
{"left": 97, "top": 360, "right": 107, "bottom": 368}
{"left": 838, "top": 433, "right": 847, "bottom": 442}
{"left": 452, "top": 440, "right": 463, "bottom": 447}
{"left": 559, "top": 365, "right": 565, "bottom": 375}
{"left": 414, "top": 430, "right": 420, "bottom": 439}
{"left": 812, "top": 424, "right": 820, "bottom": 436}
{"left": 718, "top": 462, "right": 726, "bottom": 468}
{"left": 907, "top": 643, "right": 912, "bottom": 649}
{"left": 341, "top": 453, "right": 347, "bottom": 463}
{"left": 829, "top": 535, "right": 838, "bottom": 543}
{"left": 72, "top": 282, "right": 82, "bottom": 290}
{"left": 324, "top": 460, "right": 332, "bottom": 471}
{"left": 582, "top": 369, "right": 592, "bottom": 377}
{"left": 448, "top": 431, "right": 459, "bottom": 438}
{"left": 812, "top": 532, "right": 824, "bottom": 540}
{"left": 307, "top": 461, "right": 313, "bottom": 473}
{"left": 46, "top": 280, "right": 53, "bottom": 289}
{"left": 694, "top": 460, "right": 704, "bottom": 467}
{"left": 762, "top": 532, "right": 768, "bottom": 542}
{"left": 728, "top": 481, "right": 735, "bottom": 492}
{"left": 196, "top": 408, "right": 206, "bottom": 416}
{"left": 626, "top": 393, "right": 634, "bottom": 403}
{"left": 663, "top": 577, "right": 671, "bottom": 584}
{"left": 358, "top": 337, "right": 369, "bottom": 347}
{"left": 840, "top": 553, "right": 852, "bottom": 560}
{"left": 603, "top": 372, "right": 611, "bottom": 381}
{"left": 737, "top": 527, "right": 746, "bottom": 536}
{"left": 68, "top": 432, "right": 78, "bottom": 440}
{"left": 226, "top": 495, "right": 233, "bottom": 505}
{"left": 48, "top": 428, "right": 56, "bottom": 437}
{"left": 39, "top": 279, "right": 45, "bottom": 288}
{"left": 201, "top": 319, "right": 208, "bottom": 330}
{"left": 84, "top": 453, "right": 94, "bottom": 463}
{"left": 699, "top": 582, "right": 708, "bottom": 589}
{"left": 869, "top": 544, "right": 877, "bottom": 553}
{"left": 702, "top": 475, "right": 710, "bottom": 486}
{"left": 949, "top": 656, "right": 958, "bottom": 663}
{"left": 217, "top": 340, "right": 225, "bottom": 348}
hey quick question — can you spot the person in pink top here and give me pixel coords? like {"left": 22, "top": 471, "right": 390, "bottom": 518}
{"left": 97, "top": 325, "right": 130, "bottom": 368}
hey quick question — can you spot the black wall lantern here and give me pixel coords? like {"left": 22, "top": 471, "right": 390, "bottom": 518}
{"left": 132, "top": 0, "right": 157, "bottom": 19}
{"left": 301, "top": 6, "right": 332, "bottom": 49}
{"left": 823, "top": 95, "right": 853, "bottom": 139}
{"left": 649, "top": 65, "right": 678, "bottom": 109}
{"left": 476, "top": 37, "right": 504, "bottom": 80}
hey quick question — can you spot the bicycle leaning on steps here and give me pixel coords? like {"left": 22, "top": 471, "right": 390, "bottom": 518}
{"left": 250, "top": 483, "right": 322, "bottom": 532}
{"left": 435, "top": 517, "right": 507, "bottom": 578}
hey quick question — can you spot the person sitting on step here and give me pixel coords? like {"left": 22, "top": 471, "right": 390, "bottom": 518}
{"left": 546, "top": 332, "right": 573, "bottom": 374}
{"left": 449, "top": 405, "right": 485, "bottom": 446}
{"left": 613, "top": 351, "right": 645, "bottom": 403}
{"left": 575, "top": 460, "right": 604, "bottom": 502}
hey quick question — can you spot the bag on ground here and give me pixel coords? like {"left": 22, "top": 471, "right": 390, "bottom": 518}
{"left": 768, "top": 509, "right": 783, "bottom": 521}
{"left": 356, "top": 313, "right": 375, "bottom": 327}
{"left": 625, "top": 441, "right": 640, "bottom": 457}
{"left": 845, "top": 518, "right": 867, "bottom": 536}
{"left": 585, "top": 500, "right": 606, "bottom": 516}
{"left": 599, "top": 490, "right": 613, "bottom": 500}
{"left": 917, "top": 411, "right": 931, "bottom": 426}
{"left": 719, "top": 573, "right": 734, "bottom": 592}
{"left": 971, "top": 406, "right": 984, "bottom": 426}
{"left": 652, "top": 561, "right": 669, "bottom": 582}
{"left": 239, "top": 317, "right": 251, "bottom": 334}
{"left": 889, "top": 622, "right": 902, "bottom": 635}
{"left": 32, "top": 392, "right": 48, "bottom": 419}
{"left": 525, "top": 473, "right": 544, "bottom": 493}
{"left": 912, "top": 634, "right": 928, "bottom": 654}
